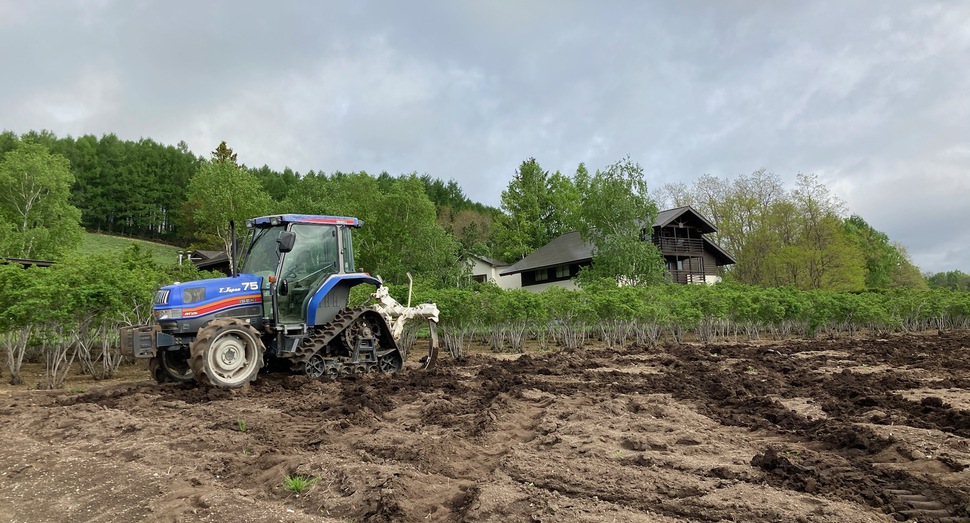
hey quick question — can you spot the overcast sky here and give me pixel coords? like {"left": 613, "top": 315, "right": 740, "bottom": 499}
{"left": 1, "top": 1, "right": 968, "bottom": 273}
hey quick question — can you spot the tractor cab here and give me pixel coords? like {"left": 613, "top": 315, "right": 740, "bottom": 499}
{"left": 240, "top": 215, "right": 371, "bottom": 327}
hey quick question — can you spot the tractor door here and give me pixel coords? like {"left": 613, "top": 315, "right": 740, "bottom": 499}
{"left": 278, "top": 224, "right": 340, "bottom": 323}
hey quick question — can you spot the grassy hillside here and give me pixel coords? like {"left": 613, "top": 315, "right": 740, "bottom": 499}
{"left": 80, "top": 232, "right": 182, "bottom": 266}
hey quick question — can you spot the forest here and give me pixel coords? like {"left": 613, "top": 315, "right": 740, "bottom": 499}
{"left": 1, "top": 129, "right": 970, "bottom": 387}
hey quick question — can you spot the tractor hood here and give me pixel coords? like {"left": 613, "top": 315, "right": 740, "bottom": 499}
{"left": 153, "top": 275, "right": 263, "bottom": 321}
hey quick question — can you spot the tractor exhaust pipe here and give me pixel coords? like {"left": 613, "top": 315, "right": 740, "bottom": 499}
{"left": 230, "top": 220, "right": 239, "bottom": 278}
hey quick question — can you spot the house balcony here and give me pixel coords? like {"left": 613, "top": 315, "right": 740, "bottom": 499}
{"left": 668, "top": 270, "right": 710, "bottom": 285}
{"left": 654, "top": 237, "right": 704, "bottom": 255}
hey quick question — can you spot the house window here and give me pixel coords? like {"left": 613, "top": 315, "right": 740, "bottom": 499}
{"left": 472, "top": 274, "right": 486, "bottom": 283}
{"left": 523, "top": 264, "right": 581, "bottom": 287}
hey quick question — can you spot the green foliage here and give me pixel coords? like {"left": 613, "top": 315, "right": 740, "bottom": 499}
{"left": 211, "top": 141, "right": 237, "bottom": 164}
{"left": 574, "top": 157, "right": 666, "bottom": 287}
{"left": 842, "top": 215, "right": 926, "bottom": 289}
{"left": 405, "top": 283, "right": 970, "bottom": 354}
{"left": 494, "top": 158, "right": 579, "bottom": 261}
{"left": 660, "top": 170, "right": 919, "bottom": 292}
{"left": 281, "top": 172, "right": 462, "bottom": 286}
{"left": 926, "top": 270, "right": 970, "bottom": 291}
{"left": 80, "top": 232, "right": 180, "bottom": 266}
{"left": 184, "top": 148, "right": 272, "bottom": 260}
{"left": 0, "top": 263, "right": 39, "bottom": 331}
{"left": 425, "top": 286, "right": 483, "bottom": 330}
{"left": 498, "top": 289, "right": 548, "bottom": 325}
{"left": 726, "top": 174, "right": 866, "bottom": 291}
{"left": 282, "top": 474, "right": 317, "bottom": 494}
{"left": 0, "top": 141, "right": 84, "bottom": 259}
{"left": 250, "top": 164, "right": 299, "bottom": 202}
{"left": 67, "top": 134, "right": 199, "bottom": 241}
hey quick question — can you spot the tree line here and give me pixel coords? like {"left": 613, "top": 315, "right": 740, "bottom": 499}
{"left": 0, "top": 129, "right": 966, "bottom": 291}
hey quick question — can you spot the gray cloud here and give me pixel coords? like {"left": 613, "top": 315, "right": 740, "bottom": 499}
{"left": 0, "top": 0, "right": 967, "bottom": 272}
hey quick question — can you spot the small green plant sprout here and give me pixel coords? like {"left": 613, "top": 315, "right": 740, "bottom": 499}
{"left": 283, "top": 474, "right": 318, "bottom": 494}
{"left": 237, "top": 419, "right": 247, "bottom": 432}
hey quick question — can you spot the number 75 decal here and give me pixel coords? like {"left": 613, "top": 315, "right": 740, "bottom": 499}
{"left": 242, "top": 281, "right": 259, "bottom": 291}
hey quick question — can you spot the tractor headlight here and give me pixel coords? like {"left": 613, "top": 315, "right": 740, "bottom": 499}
{"left": 183, "top": 286, "right": 206, "bottom": 304}
{"left": 154, "top": 308, "right": 183, "bottom": 321}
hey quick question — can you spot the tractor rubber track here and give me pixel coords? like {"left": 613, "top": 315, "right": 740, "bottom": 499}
{"left": 285, "top": 306, "right": 400, "bottom": 377}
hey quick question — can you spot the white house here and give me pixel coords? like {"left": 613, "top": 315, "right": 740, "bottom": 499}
{"left": 467, "top": 255, "right": 520, "bottom": 289}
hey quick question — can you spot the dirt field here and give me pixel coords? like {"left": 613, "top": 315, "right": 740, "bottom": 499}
{"left": 4, "top": 332, "right": 970, "bottom": 522}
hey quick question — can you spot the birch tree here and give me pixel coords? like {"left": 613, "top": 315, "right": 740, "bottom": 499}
{"left": 0, "top": 142, "right": 83, "bottom": 259}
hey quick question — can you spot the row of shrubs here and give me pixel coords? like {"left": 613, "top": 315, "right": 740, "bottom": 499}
{"left": 388, "top": 283, "right": 970, "bottom": 358}
{"left": 4, "top": 249, "right": 970, "bottom": 386}
{"left": 0, "top": 246, "right": 213, "bottom": 387}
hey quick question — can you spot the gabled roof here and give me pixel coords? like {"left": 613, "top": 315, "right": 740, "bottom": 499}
{"left": 703, "top": 237, "right": 737, "bottom": 266}
{"left": 500, "top": 231, "right": 592, "bottom": 276}
{"left": 469, "top": 254, "right": 509, "bottom": 268}
{"left": 654, "top": 206, "right": 717, "bottom": 234}
{"left": 188, "top": 250, "right": 230, "bottom": 272}
{"left": 190, "top": 250, "right": 226, "bottom": 261}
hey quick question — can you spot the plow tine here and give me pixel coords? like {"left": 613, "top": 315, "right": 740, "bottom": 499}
{"left": 423, "top": 320, "right": 439, "bottom": 370}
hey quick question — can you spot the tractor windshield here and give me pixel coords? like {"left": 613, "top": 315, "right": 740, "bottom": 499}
{"left": 240, "top": 225, "right": 286, "bottom": 275}
{"left": 279, "top": 224, "right": 339, "bottom": 283}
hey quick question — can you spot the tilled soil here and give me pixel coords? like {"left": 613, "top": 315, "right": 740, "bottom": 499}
{"left": 3, "top": 332, "right": 970, "bottom": 522}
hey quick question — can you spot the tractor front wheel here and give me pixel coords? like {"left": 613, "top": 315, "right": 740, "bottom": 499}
{"left": 189, "top": 319, "right": 264, "bottom": 388}
{"left": 150, "top": 349, "right": 194, "bottom": 383}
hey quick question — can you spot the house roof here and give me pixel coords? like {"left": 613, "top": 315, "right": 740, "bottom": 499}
{"left": 469, "top": 254, "right": 509, "bottom": 268}
{"left": 500, "top": 231, "right": 593, "bottom": 276}
{"left": 188, "top": 250, "right": 230, "bottom": 272}
{"left": 703, "top": 237, "right": 737, "bottom": 266}
{"left": 654, "top": 206, "right": 717, "bottom": 234}
{"left": 190, "top": 250, "right": 226, "bottom": 261}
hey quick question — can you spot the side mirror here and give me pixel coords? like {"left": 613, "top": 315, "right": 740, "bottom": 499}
{"left": 277, "top": 231, "right": 296, "bottom": 253}
{"left": 278, "top": 279, "right": 289, "bottom": 296}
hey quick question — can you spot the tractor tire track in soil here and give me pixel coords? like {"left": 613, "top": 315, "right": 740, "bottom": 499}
{"left": 2, "top": 331, "right": 970, "bottom": 521}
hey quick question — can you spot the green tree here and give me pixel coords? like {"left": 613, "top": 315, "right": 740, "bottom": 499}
{"left": 369, "top": 175, "right": 462, "bottom": 285}
{"left": 281, "top": 172, "right": 462, "bottom": 286}
{"left": 658, "top": 169, "right": 784, "bottom": 267}
{"left": 250, "top": 164, "right": 299, "bottom": 202}
{"left": 721, "top": 171, "right": 866, "bottom": 290}
{"left": 184, "top": 143, "right": 271, "bottom": 264}
{"left": 0, "top": 142, "right": 83, "bottom": 259}
{"left": 927, "top": 270, "right": 970, "bottom": 291}
{"left": 574, "top": 157, "right": 666, "bottom": 287}
{"left": 494, "top": 158, "right": 579, "bottom": 261}
{"left": 843, "top": 215, "right": 926, "bottom": 289}
{"left": 211, "top": 140, "right": 238, "bottom": 164}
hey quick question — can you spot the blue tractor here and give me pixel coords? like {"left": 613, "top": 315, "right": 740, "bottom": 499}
{"left": 120, "top": 214, "right": 439, "bottom": 388}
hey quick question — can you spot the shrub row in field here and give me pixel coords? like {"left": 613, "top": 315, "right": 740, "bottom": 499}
{"left": 388, "top": 283, "right": 970, "bottom": 358}
{"left": 4, "top": 255, "right": 969, "bottom": 386}
{"left": 0, "top": 246, "right": 213, "bottom": 387}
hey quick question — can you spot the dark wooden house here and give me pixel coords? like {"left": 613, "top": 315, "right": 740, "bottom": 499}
{"left": 652, "top": 206, "right": 735, "bottom": 284}
{"left": 500, "top": 206, "right": 735, "bottom": 290}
